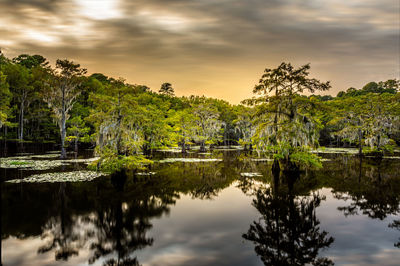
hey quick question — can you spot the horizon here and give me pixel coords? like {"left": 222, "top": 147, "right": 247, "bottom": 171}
{"left": 1, "top": 0, "right": 399, "bottom": 104}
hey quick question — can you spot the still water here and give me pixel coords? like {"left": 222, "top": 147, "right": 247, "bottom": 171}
{"left": 1, "top": 146, "right": 399, "bottom": 266}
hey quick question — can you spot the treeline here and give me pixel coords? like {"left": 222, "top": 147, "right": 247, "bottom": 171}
{"left": 0, "top": 53, "right": 399, "bottom": 169}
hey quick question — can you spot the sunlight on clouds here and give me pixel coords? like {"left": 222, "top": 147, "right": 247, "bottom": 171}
{"left": 75, "top": 0, "right": 122, "bottom": 20}
{"left": 24, "top": 30, "right": 59, "bottom": 44}
{"left": 0, "top": 39, "right": 15, "bottom": 48}
{"left": 137, "top": 10, "right": 191, "bottom": 32}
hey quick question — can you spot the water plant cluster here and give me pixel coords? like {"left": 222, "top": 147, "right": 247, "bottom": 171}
{"left": 6, "top": 171, "right": 103, "bottom": 183}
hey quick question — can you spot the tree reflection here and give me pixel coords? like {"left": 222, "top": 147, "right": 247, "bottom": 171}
{"left": 38, "top": 182, "right": 81, "bottom": 260}
{"left": 31, "top": 170, "right": 175, "bottom": 265}
{"left": 243, "top": 171, "right": 334, "bottom": 266}
{"left": 317, "top": 157, "right": 400, "bottom": 249}
{"left": 86, "top": 171, "right": 170, "bottom": 265}
{"left": 334, "top": 159, "right": 400, "bottom": 220}
{"left": 388, "top": 220, "right": 400, "bottom": 248}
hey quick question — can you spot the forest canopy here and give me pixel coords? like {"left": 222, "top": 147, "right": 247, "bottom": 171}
{"left": 0, "top": 52, "right": 399, "bottom": 171}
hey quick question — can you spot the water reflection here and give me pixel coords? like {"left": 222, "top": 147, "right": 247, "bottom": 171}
{"left": 1, "top": 150, "right": 400, "bottom": 265}
{"left": 325, "top": 157, "right": 400, "bottom": 249}
{"left": 331, "top": 158, "right": 400, "bottom": 220}
{"left": 38, "top": 183, "right": 80, "bottom": 261}
{"left": 243, "top": 171, "right": 334, "bottom": 265}
{"left": 87, "top": 172, "right": 167, "bottom": 266}
{"left": 389, "top": 220, "right": 400, "bottom": 248}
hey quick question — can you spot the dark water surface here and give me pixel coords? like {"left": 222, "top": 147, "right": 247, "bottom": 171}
{"left": 1, "top": 147, "right": 399, "bottom": 266}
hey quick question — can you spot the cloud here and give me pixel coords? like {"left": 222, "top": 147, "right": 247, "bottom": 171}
{"left": 0, "top": 0, "right": 398, "bottom": 102}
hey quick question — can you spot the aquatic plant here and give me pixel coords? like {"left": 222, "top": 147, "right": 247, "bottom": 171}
{"left": 6, "top": 170, "right": 104, "bottom": 183}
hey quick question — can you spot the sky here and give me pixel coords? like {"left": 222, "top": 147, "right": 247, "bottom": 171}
{"left": 0, "top": 0, "right": 399, "bottom": 103}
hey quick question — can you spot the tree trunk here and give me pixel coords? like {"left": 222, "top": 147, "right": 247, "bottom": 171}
{"left": 143, "top": 135, "right": 150, "bottom": 155}
{"left": 358, "top": 156, "right": 362, "bottom": 183}
{"left": 19, "top": 102, "right": 24, "bottom": 141}
{"left": 377, "top": 134, "right": 381, "bottom": 151}
{"left": 60, "top": 112, "right": 66, "bottom": 159}
{"left": 358, "top": 128, "right": 363, "bottom": 157}
{"left": 98, "top": 128, "right": 104, "bottom": 152}
{"left": 272, "top": 159, "right": 280, "bottom": 176}
{"left": 74, "top": 137, "right": 78, "bottom": 153}
{"left": 181, "top": 140, "right": 186, "bottom": 153}
{"left": 224, "top": 125, "right": 227, "bottom": 146}
{"left": 200, "top": 141, "right": 206, "bottom": 152}
{"left": 60, "top": 87, "right": 67, "bottom": 159}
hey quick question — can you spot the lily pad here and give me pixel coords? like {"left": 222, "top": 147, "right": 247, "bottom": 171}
{"left": 0, "top": 159, "right": 68, "bottom": 170}
{"left": 63, "top": 157, "right": 100, "bottom": 164}
{"left": 6, "top": 171, "right": 104, "bottom": 183}
{"left": 136, "top": 172, "right": 156, "bottom": 176}
{"left": 156, "top": 148, "right": 182, "bottom": 153}
{"left": 30, "top": 154, "right": 61, "bottom": 159}
{"left": 240, "top": 172, "right": 263, "bottom": 177}
{"left": 0, "top": 156, "right": 100, "bottom": 170}
{"left": 312, "top": 148, "right": 359, "bottom": 154}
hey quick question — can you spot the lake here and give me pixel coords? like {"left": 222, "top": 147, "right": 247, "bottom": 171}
{"left": 1, "top": 145, "right": 399, "bottom": 266}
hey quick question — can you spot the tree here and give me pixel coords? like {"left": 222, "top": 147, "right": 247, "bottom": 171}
{"left": 329, "top": 92, "right": 400, "bottom": 155}
{"left": 192, "top": 103, "right": 222, "bottom": 152}
{"left": 248, "top": 62, "right": 330, "bottom": 170}
{"left": 12, "top": 54, "right": 49, "bottom": 69}
{"left": 0, "top": 52, "right": 11, "bottom": 129}
{"left": 88, "top": 79, "right": 156, "bottom": 171}
{"left": 0, "top": 70, "right": 11, "bottom": 128}
{"left": 378, "top": 79, "right": 399, "bottom": 93}
{"left": 362, "top": 82, "right": 379, "bottom": 93}
{"left": 134, "top": 93, "right": 175, "bottom": 154}
{"left": 2, "top": 63, "right": 36, "bottom": 140}
{"left": 169, "top": 108, "right": 196, "bottom": 153}
{"left": 234, "top": 106, "right": 255, "bottom": 150}
{"left": 362, "top": 93, "right": 399, "bottom": 152}
{"left": 159, "top": 82, "right": 174, "bottom": 96}
{"left": 389, "top": 220, "right": 400, "bottom": 248}
{"left": 45, "top": 59, "right": 87, "bottom": 158}
{"left": 89, "top": 78, "right": 137, "bottom": 156}
{"left": 66, "top": 116, "right": 90, "bottom": 152}
{"left": 6, "top": 54, "right": 51, "bottom": 140}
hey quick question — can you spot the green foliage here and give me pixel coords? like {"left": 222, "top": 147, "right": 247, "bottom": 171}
{"left": 66, "top": 115, "right": 90, "bottom": 149}
{"left": 0, "top": 70, "right": 11, "bottom": 127}
{"left": 12, "top": 54, "right": 49, "bottom": 69}
{"left": 289, "top": 151, "right": 322, "bottom": 168}
{"left": 233, "top": 105, "right": 255, "bottom": 147}
{"left": 159, "top": 82, "right": 175, "bottom": 96}
{"left": 336, "top": 79, "right": 399, "bottom": 97}
{"left": 247, "top": 62, "right": 330, "bottom": 168}
{"left": 192, "top": 103, "right": 222, "bottom": 149}
{"left": 169, "top": 108, "right": 196, "bottom": 151}
{"left": 88, "top": 147, "right": 153, "bottom": 173}
{"left": 1, "top": 50, "right": 399, "bottom": 172}
{"left": 327, "top": 90, "right": 400, "bottom": 154}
